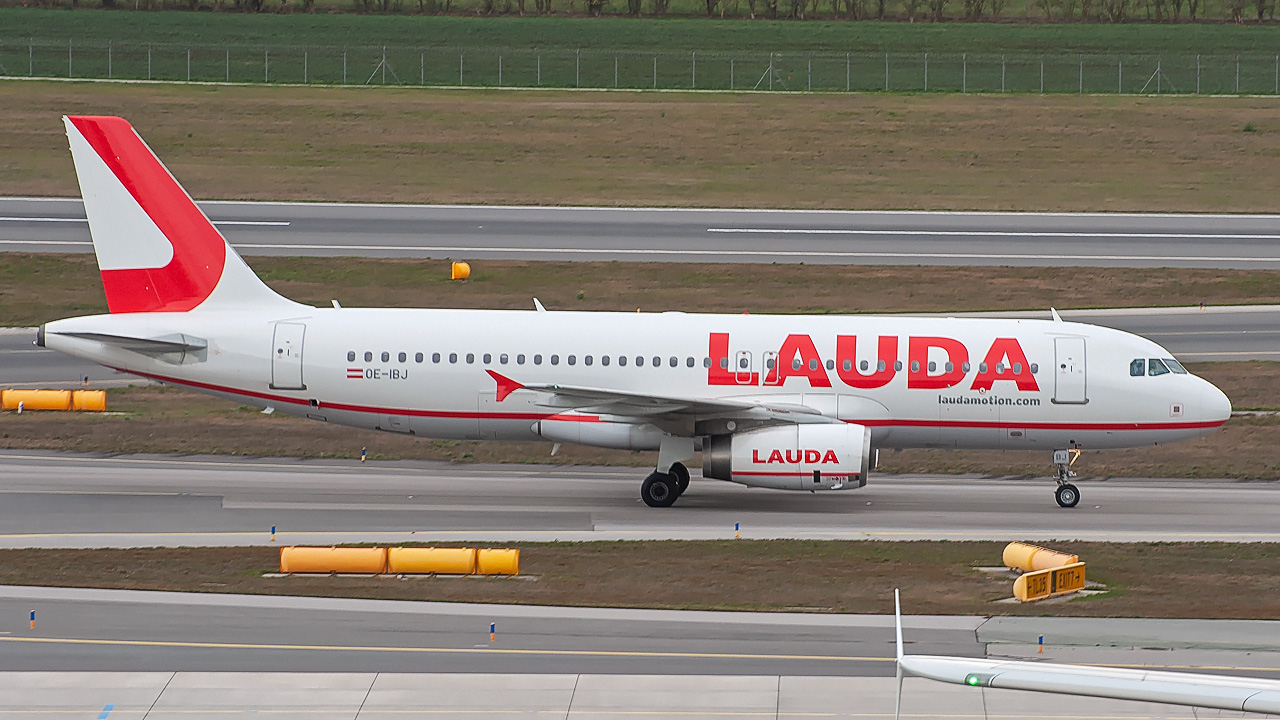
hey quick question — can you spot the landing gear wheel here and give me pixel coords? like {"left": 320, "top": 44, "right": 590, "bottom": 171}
{"left": 641, "top": 472, "right": 679, "bottom": 508}
{"left": 669, "top": 462, "right": 690, "bottom": 496}
{"left": 1055, "top": 483, "right": 1081, "bottom": 508}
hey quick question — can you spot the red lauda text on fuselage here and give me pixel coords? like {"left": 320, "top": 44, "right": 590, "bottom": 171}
{"left": 707, "top": 333, "right": 1040, "bottom": 392}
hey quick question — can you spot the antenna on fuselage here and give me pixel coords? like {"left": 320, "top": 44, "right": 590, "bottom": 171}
{"left": 533, "top": 298, "right": 547, "bottom": 313}
{"left": 1050, "top": 307, "right": 1063, "bottom": 323}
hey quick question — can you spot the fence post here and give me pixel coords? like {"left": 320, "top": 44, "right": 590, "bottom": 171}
{"left": 499, "top": 55, "right": 503, "bottom": 87}
{"left": 884, "top": 53, "right": 888, "bottom": 91}
{"left": 1001, "top": 54, "right": 1005, "bottom": 92}
{"left": 614, "top": 55, "right": 618, "bottom": 88}
{"left": 538, "top": 55, "right": 542, "bottom": 86}
{"left": 459, "top": 52, "right": 463, "bottom": 85}
{"left": 381, "top": 46, "right": 386, "bottom": 85}
{"left": 807, "top": 55, "right": 811, "bottom": 91}
{"left": 653, "top": 54, "right": 657, "bottom": 89}
{"left": 962, "top": 53, "right": 966, "bottom": 93}
{"left": 67, "top": 39, "right": 71, "bottom": 79}
{"left": 1118, "top": 58, "right": 1122, "bottom": 93}
{"left": 226, "top": 48, "right": 230, "bottom": 82}
{"left": 420, "top": 51, "right": 424, "bottom": 86}
{"left": 343, "top": 48, "right": 347, "bottom": 85}
{"left": 923, "top": 53, "right": 928, "bottom": 92}
{"left": 769, "top": 52, "right": 774, "bottom": 91}
{"left": 1195, "top": 54, "right": 1200, "bottom": 94}
{"left": 188, "top": 47, "right": 192, "bottom": 82}
{"left": 1236, "top": 55, "right": 1240, "bottom": 94}
{"left": 731, "top": 58, "right": 735, "bottom": 90}
{"left": 265, "top": 47, "right": 269, "bottom": 83}
{"left": 1275, "top": 54, "right": 1277, "bottom": 94}
{"left": 846, "top": 52, "right": 850, "bottom": 91}
{"left": 1079, "top": 55, "right": 1083, "bottom": 94}
{"left": 1039, "top": 56, "right": 1044, "bottom": 94}
{"left": 28, "top": 38, "right": 32, "bottom": 77}
{"left": 305, "top": 50, "right": 310, "bottom": 84}
{"left": 1157, "top": 57, "right": 1161, "bottom": 94}
{"left": 692, "top": 51, "right": 696, "bottom": 88}
{"left": 576, "top": 49, "right": 581, "bottom": 88}
{"left": 148, "top": 44, "right": 152, "bottom": 81}
{"left": 108, "top": 41, "right": 112, "bottom": 79}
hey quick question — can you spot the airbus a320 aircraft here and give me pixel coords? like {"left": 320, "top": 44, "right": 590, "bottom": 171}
{"left": 39, "top": 116, "right": 1232, "bottom": 508}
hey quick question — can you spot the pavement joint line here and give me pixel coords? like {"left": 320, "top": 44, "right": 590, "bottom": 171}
{"left": 707, "top": 228, "right": 1280, "bottom": 241}
{"left": 0, "top": 530, "right": 1277, "bottom": 540}
{"left": 0, "top": 635, "right": 896, "bottom": 663}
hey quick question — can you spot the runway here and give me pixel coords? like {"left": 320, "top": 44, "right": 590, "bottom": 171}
{"left": 5, "top": 197, "right": 1280, "bottom": 268}
{"left": 4, "top": 305, "right": 1278, "bottom": 388}
{"left": 1, "top": 451, "right": 1277, "bottom": 547}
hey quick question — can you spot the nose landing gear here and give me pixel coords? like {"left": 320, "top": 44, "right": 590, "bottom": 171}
{"left": 1053, "top": 449, "right": 1081, "bottom": 508}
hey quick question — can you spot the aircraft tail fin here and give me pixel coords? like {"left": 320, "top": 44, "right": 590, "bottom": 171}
{"left": 63, "top": 116, "right": 297, "bottom": 314}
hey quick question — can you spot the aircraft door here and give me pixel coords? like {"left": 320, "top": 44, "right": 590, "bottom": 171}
{"left": 270, "top": 322, "right": 306, "bottom": 390}
{"left": 734, "top": 350, "right": 754, "bottom": 385}
{"left": 1053, "top": 337, "right": 1087, "bottom": 404}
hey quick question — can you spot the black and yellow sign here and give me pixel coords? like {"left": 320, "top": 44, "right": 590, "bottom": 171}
{"left": 1013, "top": 562, "right": 1086, "bottom": 602}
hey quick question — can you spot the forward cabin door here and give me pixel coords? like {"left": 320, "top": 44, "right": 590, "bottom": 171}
{"left": 1053, "top": 337, "right": 1087, "bottom": 404}
{"left": 270, "top": 322, "right": 306, "bottom": 390}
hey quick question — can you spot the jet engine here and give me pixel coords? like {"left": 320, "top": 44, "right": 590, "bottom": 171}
{"left": 703, "top": 424, "right": 872, "bottom": 491}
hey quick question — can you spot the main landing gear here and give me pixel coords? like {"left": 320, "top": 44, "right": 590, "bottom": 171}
{"left": 1053, "top": 449, "right": 1081, "bottom": 508}
{"left": 641, "top": 462, "right": 690, "bottom": 508}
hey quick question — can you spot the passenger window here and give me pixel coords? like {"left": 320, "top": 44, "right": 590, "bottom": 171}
{"left": 433, "top": 353, "right": 441, "bottom": 363}
{"left": 928, "top": 361, "right": 936, "bottom": 372}
{"left": 1148, "top": 358, "right": 1171, "bottom": 376}
{"left": 551, "top": 354, "right": 560, "bottom": 365}
{"left": 702, "top": 357, "right": 710, "bottom": 368}
{"left": 500, "top": 354, "right": 508, "bottom": 364}
{"left": 1166, "top": 358, "right": 1188, "bottom": 374}
{"left": 602, "top": 356, "right": 610, "bottom": 366}
{"left": 517, "top": 354, "right": 525, "bottom": 365}
{"left": 1012, "top": 362, "right": 1021, "bottom": 375}
{"left": 655, "top": 356, "right": 662, "bottom": 367}
{"left": 398, "top": 352, "right": 407, "bottom": 363}
{"left": 894, "top": 361, "right": 903, "bottom": 371}
{"left": 962, "top": 362, "right": 971, "bottom": 372}
{"left": 449, "top": 353, "right": 458, "bottom": 364}
{"left": 347, "top": 351, "right": 356, "bottom": 362}
{"left": 568, "top": 355, "right": 577, "bottom": 366}
{"left": 620, "top": 356, "right": 628, "bottom": 367}
{"left": 738, "top": 357, "right": 747, "bottom": 369}
{"left": 767, "top": 358, "right": 776, "bottom": 369}
{"left": 483, "top": 353, "right": 492, "bottom": 364}
{"left": 382, "top": 351, "right": 390, "bottom": 362}
{"left": 466, "top": 353, "right": 475, "bottom": 364}
{"left": 945, "top": 362, "right": 953, "bottom": 373}
{"left": 534, "top": 354, "right": 543, "bottom": 365}
{"left": 585, "top": 356, "right": 593, "bottom": 366}
{"left": 793, "top": 358, "right": 802, "bottom": 370}
{"left": 910, "top": 361, "right": 920, "bottom": 373}
{"left": 979, "top": 363, "right": 988, "bottom": 373}
{"left": 996, "top": 363, "right": 1005, "bottom": 374}
{"left": 415, "top": 352, "right": 423, "bottom": 363}
{"left": 669, "top": 356, "right": 678, "bottom": 367}
{"left": 878, "top": 360, "right": 887, "bottom": 372}
{"left": 1030, "top": 363, "right": 1039, "bottom": 374}
{"left": 637, "top": 356, "right": 645, "bottom": 367}
{"left": 826, "top": 359, "right": 834, "bottom": 371}
{"left": 686, "top": 357, "right": 695, "bottom": 368}
{"left": 365, "top": 351, "right": 373, "bottom": 362}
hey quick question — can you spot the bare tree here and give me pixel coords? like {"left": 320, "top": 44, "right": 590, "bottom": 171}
{"left": 988, "top": 0, "right": 1006, "bottom": 16}
{"left": 627, "top": 0, "right": 641, "bottom": 12}
{"left": 1102, "top": 0, "right": 1126, "bottom": 21}
{"left": 650, "top": 0, "right": 670, "bottom": 14}
{"left": 1225, "top": 0, "right": 1245, "bottom": 20}
{"left": 962, "top": 0, "right": 982, "bottom": 19}
{"left": 585, "top": 0, "right": 605, "bottom": 14}
{"left": 1151, "top": 0, "right": 1165, "bottom": 20}
{"left": 706, "top": 0, "right": 718, "bottom": 14}
{"left": 902, "top": 0, "right": 923, "bottom": 19}
{"left": 925, "top": 0, "right": 946, "bottom": 20}
{"left": 1033, "top": 0, "right": 1055, "bottom": 20}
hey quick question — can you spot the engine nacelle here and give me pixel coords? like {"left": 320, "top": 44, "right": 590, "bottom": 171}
{"left": 533, "top": 418, "right": 664, "bottom": 451}
{"left": 703, "top": 424, "right": 872, "bottom": 491}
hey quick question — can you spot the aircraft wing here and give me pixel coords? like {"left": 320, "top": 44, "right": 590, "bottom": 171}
{"left": 486, "top": 370, "right": 834, "bottom": 424}
{"left": 893, "top": 591, "right": 1280, "bottom": 716}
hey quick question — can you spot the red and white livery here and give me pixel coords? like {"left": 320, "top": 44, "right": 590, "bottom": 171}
{"left": 40, "top": 116, "right": 1232, "bottom": 508}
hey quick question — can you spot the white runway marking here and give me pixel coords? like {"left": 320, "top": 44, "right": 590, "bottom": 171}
{"left": 708, "top": 227, "right": 1280, "bottom": 241}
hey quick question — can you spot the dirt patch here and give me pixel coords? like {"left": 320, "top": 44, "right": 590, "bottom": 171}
{"left": 0, "top": 542, "right": 1276, "bottom": 619}
{"left": 4, "top": 82, "right": 1280, "bottom": 212}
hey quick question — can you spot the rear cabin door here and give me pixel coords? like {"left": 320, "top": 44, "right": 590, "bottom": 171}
{"left": 1053, "top": 337, "right": 1087, "bottom": 404}
{"left": 270, "top": 322, "right": 306, "bottom": 390}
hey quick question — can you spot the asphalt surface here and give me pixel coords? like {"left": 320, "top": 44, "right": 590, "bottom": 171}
{"left": 5, "top": 197, "right": 1280, "bottom": 267}
{"left": 0, "top": 451, "right": 1277, "bottom": 547}
{"left": 4, "top": 305, "right": 1277, "bottom": 388}
{"left": 2, "top": 586, "right": 1278, "bottom": 677}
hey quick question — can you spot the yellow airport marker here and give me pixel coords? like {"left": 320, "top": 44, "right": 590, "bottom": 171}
{"left": 489, "top": 623, "right": 496, "bottom": 643}
{"left": 29, "top": 611, "right": 34, "bottom": 630}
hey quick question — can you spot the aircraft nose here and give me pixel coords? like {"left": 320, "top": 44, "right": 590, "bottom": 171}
{"left": 1199, "top": 377, "right": 1232, "bottom": 424}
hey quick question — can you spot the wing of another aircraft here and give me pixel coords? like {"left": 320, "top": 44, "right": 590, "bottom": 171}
{"left": 893, "top": 591, "right": 1280, "bottom": 717}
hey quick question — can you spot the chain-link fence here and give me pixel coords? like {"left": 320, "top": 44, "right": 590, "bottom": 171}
{"left": 3, "top": 40, "right": 1279, "bottom": 94}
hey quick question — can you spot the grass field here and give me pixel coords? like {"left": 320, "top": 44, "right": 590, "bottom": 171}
{"left": 5, "top": 82, "right": 1280, "bottom": 211}
{"left": 6, "top": 9, "right": 1280, "bottom": 53}
{"left": 2, "top": 542, "right": 1277, "bottom": 618}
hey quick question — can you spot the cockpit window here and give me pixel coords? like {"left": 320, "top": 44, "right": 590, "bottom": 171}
{"left": 1165, "top": 358, "right": 1188, "bottom": 374}
{"left": 1130, "top": 359, "right": 1145, "bottom": 377}
{"left": 1148, "top": 358, "right": 1171, "bottom": 376}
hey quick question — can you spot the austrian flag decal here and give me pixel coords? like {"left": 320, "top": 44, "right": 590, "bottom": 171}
{"left": 346, "top": 368, "right": 363, "bottom": 379}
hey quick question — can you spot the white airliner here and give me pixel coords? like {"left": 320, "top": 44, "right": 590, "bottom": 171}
{"left": 39, "top": 116, "right": 1232, "bottom": 508}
